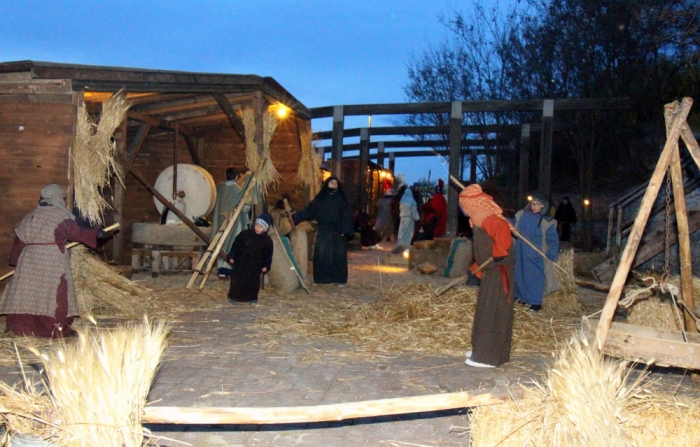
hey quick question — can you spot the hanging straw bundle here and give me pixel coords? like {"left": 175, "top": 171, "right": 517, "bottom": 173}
{"left": 543, "top": 248, "right": 584, "bottom": 315}
{"left": 70, "top": 246, "right": 151, "bottom": 319}
{"left": 296, "top": 121, "right": 322, "bottom": 198}
{"left": 241, "top": 107, "right": 281, "bottom": 199}
{"left": 20, "top": 318, "right": 169, "bottom": 447}
{"left": 72, "top": 91, "right": 131, "bottom": 226}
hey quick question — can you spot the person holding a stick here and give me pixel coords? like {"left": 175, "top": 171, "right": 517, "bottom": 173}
{"left": 0, "top": 184, "right": 103, "bottom": 338}
{"left": 512, "top": 190, "right": 560, "bottom": 311}
{"left": 458, "top": 184, "right": 515, "bottom": 368}
{"left": 227, "top": 213, "right": 273, "bottom": 305}
{"left": 211, "top": 167, "right": 250, "bottom": 280}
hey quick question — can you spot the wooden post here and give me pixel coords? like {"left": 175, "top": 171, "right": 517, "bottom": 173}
{"left": 605, "top": 206, "right": 614, "bottom": 256}
{"left": 518, "top": 124, "right": 530, "bottom": 209}
{"left": 113, "top": 120, "right": 127, "bottom": 264}
{"left": 594, "top": 98, "right": 692, "bottom": 351}
{"left": 538, "top": 99, "right": 554, "bottom": 199}
{"left": 469, "top": 150, "right": 477, "bottom": 183}
{"left": 172, "top": 122, "right": 179, "bottom": 200}
{"left": 359, "top": 128, "right": 370, "bottom": 209}
{"left": 446, "top": 101, "right": 462, "bottom": 237}
{"left": 331, "top": 105, "right": 344, "bottom": 181}
{"left": 389, "top": 152, "right": 395, "bottom": 175}
{"left": 665, "top": 108, "right": 697, "bottom": 332}
{"left": 377, "top": 141, "right": 385, "bottom": 168}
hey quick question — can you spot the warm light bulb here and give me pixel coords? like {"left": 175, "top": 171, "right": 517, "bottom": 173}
{"left": 584, "top": 199, "right": 590, "bottom": 206}
{"left": 276, "top": 105, "right": 289, "bottom": 118}
{"left": 527, "top": 195, "right": 533, "bottom": 202}
{"left": 403, "top": 249, "right": 410, "bottom": 259}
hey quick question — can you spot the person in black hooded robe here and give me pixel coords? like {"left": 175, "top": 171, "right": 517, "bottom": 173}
{"left": 227, "top": 213, "right": 273, "bottom": 304}
{"left": 554, "top": 197, "right": 577, "bottom": 242}
{"left": 293, "top": 176, "right": 354, "bottom": 284}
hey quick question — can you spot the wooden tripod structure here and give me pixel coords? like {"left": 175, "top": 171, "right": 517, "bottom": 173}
{"left": 186, "top": 173, "right": 256, "bottom": 290}
{"left": 591, "top": 98, "right": 700, "bottom": 370}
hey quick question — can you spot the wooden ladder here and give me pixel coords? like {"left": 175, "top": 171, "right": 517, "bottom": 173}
{"left": 187, "top": 173, "right": 256, "bottom": 290}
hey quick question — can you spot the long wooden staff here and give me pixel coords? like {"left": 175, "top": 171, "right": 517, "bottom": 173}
{"left": 0, "top": 223, "right": 120, "bottom": 283}
{"left": 434, "top": 256, "right": 493, "bottom": 296}
{"left": 271, "top": 224, "right": 310, "bottom": 294}
{"left": 449, "top": 175, "right": 567, "bottom": 275}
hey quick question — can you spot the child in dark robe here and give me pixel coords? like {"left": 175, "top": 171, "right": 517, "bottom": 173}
{"left": 227, "top": 213, "right": 273, "bottom": 304}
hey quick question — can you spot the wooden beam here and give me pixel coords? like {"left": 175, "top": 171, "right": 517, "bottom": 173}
{"left": 127, "top": 123, "right": 151, "bottom": 162}
{"left": 518, "top": 124, "right": 531, "bottom": 209}
{"left": 331, "top": 105, "right": 344, "bottom": 180}
{"left": 212, "top": 93, "right": 247, "bottom": 143}
{"left": 113, "top": 120, "right": 127, "bottom": 263}
{"left": 183, "top": 135, "right": 204, "bottom": 167}
{"left": 538, "top": 100, "right": 554, "bottom": 199}
{"left": 142, "top": 388, "right": 519, "bottom": 425}
{"left": 316, "top": 138, "right": 503, "bottom": 152}
{"left": 127, "top": 111, "right": 199, "bottom": 136}
{"left": 447, "top": 101, "right": 462, "bottom": 237}
{"left": 359, "top": 128, "right": 370, "bottom": 208}
{"left": 313, "top": 124, "right": 528, "bottom": 140}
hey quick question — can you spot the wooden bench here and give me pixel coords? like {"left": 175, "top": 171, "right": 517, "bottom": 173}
{"left": 132, "top": 247, "right": 202, "bottom": 277}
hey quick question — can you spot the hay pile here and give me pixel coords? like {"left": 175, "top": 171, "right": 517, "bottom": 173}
{"left": 242, "top": 107, "right": 281, "bottom": 199}
{"left": 296, "top": 121, "right": 322, "bottom": 198}
{"left": 0, "top": 319, "right": 169, "bottom": 446}
{"left": 469, "top": 333, "right": 700, "bottom": 446}
{"left": 257, "top": 283, "right": 576, "bottom": 357}
{"left": 72, "top": 91, "right": 130, "bottom": 226}
{"left": 71, "top": 246, "right": 150, "bottom": 319}
{"left": 544, "top": 248, "right": 583, "bottom": 315}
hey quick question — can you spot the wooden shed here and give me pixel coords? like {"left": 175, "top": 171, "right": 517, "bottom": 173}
{"left": 0, "top": 61, "right": 313, "bottom": 281}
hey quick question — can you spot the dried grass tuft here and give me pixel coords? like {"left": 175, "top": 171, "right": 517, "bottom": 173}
{"left": 627, "top": 295, "right": 682, "bottom": 331}
{"left": 242, "top": 107, "right": 281, "bottom": 199}
{"left": 470, "top": 332, "right": 647, "bottom": 446}
{"left": 72, "top": 91, "right": 131, "bottom": 226}
{"left": 544, "top": 248, "right": 583, "bottom": 315}
{"left": 296, "top": 122, "right": 322, "bottom": 198}
{"left": 25, "top": 318, "right": 169, "bottom": 446}
{"left": 71, "top": 246, "right": 151, "bottom": 319}
{"left": 0, "top": 379, "right": 57, "bottom": 443}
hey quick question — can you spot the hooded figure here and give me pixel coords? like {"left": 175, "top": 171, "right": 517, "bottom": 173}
{"left": 293, "top": 176, "right": 354, "bottom": 284}
{"left": 555, "top": 196, "right": 577, "bottom": 242}
{"left": 0, "top": 184, "right": 100, "bottom": 338}
{"left": 374, "top": 189, "right": 395, "bottom": 242}
{"left": 397, "top": 187, "right": 420, "bottom": 247}
{"left": 427, "top": 179, "right": 447, "bottom": 237}
{"left": 512, "top": 190, "right": 560, "bottom": 310}
{"left": 227, "top": 212, "right": 273, "bottom": 304}
{"left": 459, "top": 184, "right": 515, "bottom": 368}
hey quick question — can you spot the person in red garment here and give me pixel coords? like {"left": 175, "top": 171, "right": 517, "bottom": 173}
{"left": 428, "top": 179, "right": 447, "bottom": 237}
{"left": 458, "top": 184, "right": 515, "bottom": 368}
{"left": 0, "top": 184, "right": 100, "bottom": 338}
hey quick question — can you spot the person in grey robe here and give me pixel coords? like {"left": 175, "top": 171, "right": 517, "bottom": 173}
{"left": 0, "top": 184, "right": 99, "bottom": 338}
{"left": 211, "top": 167, "right": 251, "bottom": 279}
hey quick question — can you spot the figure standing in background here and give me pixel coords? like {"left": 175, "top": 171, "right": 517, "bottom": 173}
{"left": 512, "top": 190, "right": 560, "bottom": 311}
{"left": 353, "top": 207, "right": 382, "bottom": 250}
{"left": 397, "top": 187, "right": 420, "bottom": 248}
{"left": 374, "top": 188, "right": 395, "bottom": 242}
{"left": 427, "top": 179, "right": 447, "bottom": 237}
{"left": 555, "top": 196, "right": 577, "bottom": 243}
{"left": 227, "top": 213, "right": 273, "bottom": 305}
{"left": 0, "top": 184, "right": 101, "bottom": 338}
{"left": 293, "top": 176, "right": 354, "bottom": 285}
{"left": 211, "top": 167, "right": 250, "bottom": 280}
{"left": 391, "top": 184, "right": 406, "bottom": 241}
{"left": 459, "top": 184, "right": 515, "bottom": 368}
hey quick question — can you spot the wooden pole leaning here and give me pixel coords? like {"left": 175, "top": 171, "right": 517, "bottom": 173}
{"left": 187, "top": 174, "right": 257, "bottom": 290}
{"left": 448, "top": 175, "right": 567, "bottom": 275}
{"left": 434, "top": 256, "right": 493, "bottom": 297}
{"left": 0, "top": 223, "right": 120, "bottom": 283}
{"left": 594, "top": 98, "right": 693, "bottom": 352}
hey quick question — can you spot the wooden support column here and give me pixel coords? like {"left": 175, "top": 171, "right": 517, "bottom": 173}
{"left": 377, "top": 141, "right": 385, "bottom": 168}
{"left": 446, "top": 101, "right": 462, "bottom": 237}
{"left": 127, "top": 123, "right": 151, "bottom": 162}
{"left": 538, "top": 99, "right": 554, "bottom": 199}
{"left": 331, "top": 105, "right": 344, "bottom": 181}
{"left": 184, "top": 135, "right": 204, "bottom": 167}
{"left": 389, "top": 152, "right": 395, "bottom": 175}
{"left": 113, "top": 120, "right": 127, "bottom": 264}
{"left": 470, "top": 151, "right": 477, "bottom": 183}
{"left": 518, "top": 124, "right": 531, "bottom": 209}
{"left": 665, "top": 108, "right": 697, "bottom": 332}
{"left": 359, "top": 128, "right": 370, "bottom": 209}
{"left": 253, "top": 91, "right": 265, "bottom": 217}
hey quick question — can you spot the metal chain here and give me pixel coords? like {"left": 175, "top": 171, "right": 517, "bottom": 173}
{"left": 663, "top": 167, "right": 672, "bottom": 283}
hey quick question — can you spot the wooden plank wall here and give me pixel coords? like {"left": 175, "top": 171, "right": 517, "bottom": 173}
{"left": 0, "top": 75, "right": 76, "bottom": 289}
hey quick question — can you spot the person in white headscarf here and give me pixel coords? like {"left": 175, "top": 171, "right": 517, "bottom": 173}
{"left": 0, "top": 184, "right": 100, "bottom": 338}
{"left": 396, "top": 187, "right": 420, "bottom": 248}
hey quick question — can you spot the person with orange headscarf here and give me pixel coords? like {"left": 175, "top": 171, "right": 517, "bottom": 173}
{"left": 458, "top": 184, "right": 515, "bottom": 368}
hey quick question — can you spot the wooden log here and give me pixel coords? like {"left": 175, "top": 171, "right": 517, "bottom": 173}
{"left": 594, "top": 98, "right": 693, "bottom": 352}
{"left": 142, "top": 388, "right": 517, "bottom": 425}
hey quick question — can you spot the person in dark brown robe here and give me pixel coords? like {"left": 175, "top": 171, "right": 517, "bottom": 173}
{"left": 0, "top": 184, "right": 100, "bottom": 339}
{"left": 459, "top": 184, "right": 515, "bottom": 368}
{"left": 227, "top": 213, "right": 273, "bottom": 304}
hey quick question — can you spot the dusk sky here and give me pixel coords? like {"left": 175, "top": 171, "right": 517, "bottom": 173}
{"left": 0, "top": 0, "right": 497, "bottom": 184}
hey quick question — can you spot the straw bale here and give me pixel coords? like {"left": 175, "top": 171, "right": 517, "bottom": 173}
{"left": 72, "top": 91, "right": 130, "bottom": 226}
{"left": 71, "top": 246, "right": 150, "bottom": 319}
{"left": 543, "top": 248, "right": 583, "bottom": 316}
{"left": 256, "top": 283, "right": 576, "bottom": 358}
{"left": 241, "top": 107, "right": 281, "bottom": 199}
{"left": 469, "top": 332, "right": 700, "bottom": 446}
{"left": 626, "top": 295, "right": 682, "bottom": 330}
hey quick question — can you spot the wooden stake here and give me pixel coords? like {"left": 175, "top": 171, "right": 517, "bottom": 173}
{"left": 142, "top": 388, "right": 517, "bottom": 425}
{"left": 434, "top": 257, "right": 493, "bottom": 296}
{"left": 594, "top": 98, "right": 693, "bottom": 352}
